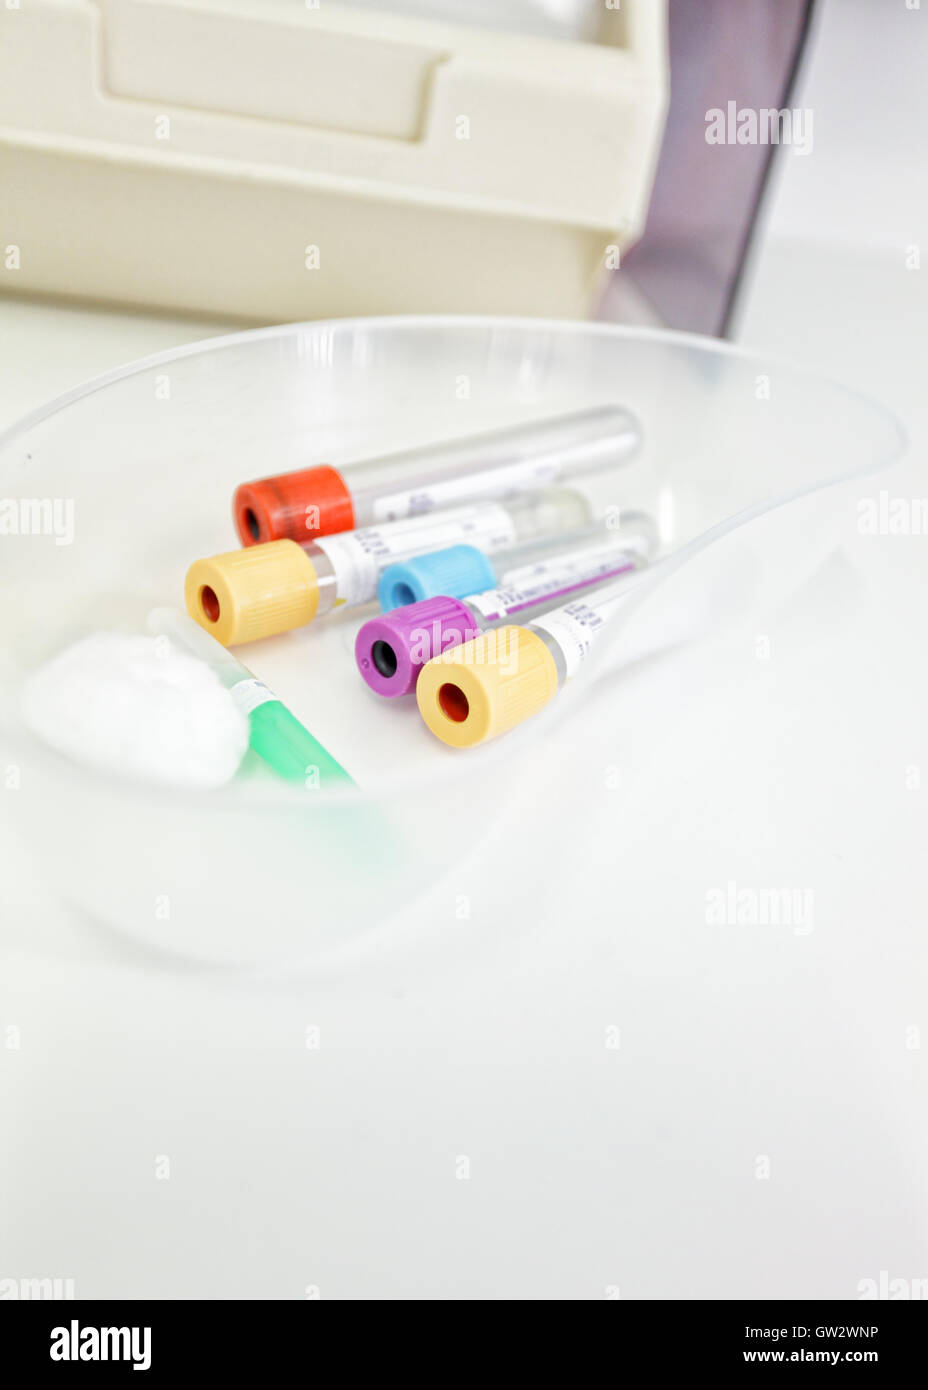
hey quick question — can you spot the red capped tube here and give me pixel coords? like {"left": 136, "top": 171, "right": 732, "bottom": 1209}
{"left": 233, "top": 404, "right": 642, "bottom": 547}
{"left": 234, "top": 466, "right": 355, "bottom": 546}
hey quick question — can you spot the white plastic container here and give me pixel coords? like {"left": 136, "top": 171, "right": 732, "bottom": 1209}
{"left": 0, "top": 316, "right": 905, "bottom": 964}
{"left": 0, "top": 0, "right": 668, "bottom": 320}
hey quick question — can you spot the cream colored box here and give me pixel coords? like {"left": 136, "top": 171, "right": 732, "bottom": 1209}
{"left": 0, "top": 0, "right": 667, "bottom": 320}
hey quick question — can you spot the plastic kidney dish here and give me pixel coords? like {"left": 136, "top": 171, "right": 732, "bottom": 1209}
{"left": 0, "top": 318, "right": 905, "bottom": 964}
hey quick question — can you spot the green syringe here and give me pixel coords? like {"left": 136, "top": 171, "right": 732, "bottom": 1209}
{"left": 147, "top": 607, "right": 354, "bottom": 789}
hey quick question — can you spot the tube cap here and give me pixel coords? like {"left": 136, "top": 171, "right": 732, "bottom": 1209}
{"left": 185, "top": 540, "right": 319, "bottom": 646}
{"left": 355, "top": 597, "right": 479, "bottom": 698}
{"left": 416, "top": 626, "right": 558, "bottom": 748}
{"left": 377, "top": 545, "right": 497, "bottom": 611}
{"left": 234, "top": 465, "right": 355, "bottom": 546}
{"left": 248, "top": 699, "right": 354, "bottom": 787}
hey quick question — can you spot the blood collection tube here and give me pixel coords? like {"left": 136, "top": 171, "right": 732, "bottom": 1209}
{"left": 356, "top": 513, "right": 657, "bottom": 698}
{"left": 186, "top": 491, "right": 591, "bottom": 647}
{"left": 233, "top": 404, "right": 641, "bottom": 545}
{"left": 415, "top": 568, "right": 644, "bottom": 748}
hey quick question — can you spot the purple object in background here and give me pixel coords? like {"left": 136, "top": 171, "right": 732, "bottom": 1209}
{"left": 603, "top": 0, "right": 817, "bottom": 337}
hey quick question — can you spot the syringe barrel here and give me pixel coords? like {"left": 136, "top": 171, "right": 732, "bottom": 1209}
{"left": 233, "top": 404, "right": 641, "bottom": 546}
{"left": 148, "top": 605, "right": 251, "bottom": 690}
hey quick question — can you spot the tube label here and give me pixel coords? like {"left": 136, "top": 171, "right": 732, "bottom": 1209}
{"left": 231, "top": 678, "right": 277, "bottom": 716}
{"left": 315, "top": 503, "right": 517, "bottom": 606}
{"left": 468, "top": 538, "right": 646, "bottom": 623}
{"left": 531, "top": 596, "right": 626, "bottom": 678}
{"left": 371, "top": 460, "right": 564, "bottom": 523}
{"left": 498, "top": 533, "right": 650, "bottom": 589}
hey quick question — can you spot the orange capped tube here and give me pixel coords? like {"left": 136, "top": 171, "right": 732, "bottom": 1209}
{"left": 233, "top": 404, "right": 641, "bottom": 545}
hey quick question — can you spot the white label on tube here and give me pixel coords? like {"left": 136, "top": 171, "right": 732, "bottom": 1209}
{"left": 314, "top": 503, "right": 517, "bottom": 606}
{"left": 531, "top": 594, "right": 627, "bottom": 678}
{"left": 231, "top": 678, "right": 277, "bottom": 715}
{"left": 371, "top": 459, "right": 563, "bottom": 523}
{"left": 469, "top": 542, "right": 639, "bottom": 623}
{"left": 498, "top": 533, "right": 650, "bottom": 589}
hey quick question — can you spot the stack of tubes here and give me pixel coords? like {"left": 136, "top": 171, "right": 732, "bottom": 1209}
{"left": 181, "top": 406, "right": 659, "bottom": 787}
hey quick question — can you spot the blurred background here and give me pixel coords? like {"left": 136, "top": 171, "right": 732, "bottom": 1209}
{"left": 0, "top": 0, "right": 820, "bottom": 335}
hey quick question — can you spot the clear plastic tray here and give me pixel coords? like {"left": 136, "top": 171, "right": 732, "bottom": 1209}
{"left": 0, "top": 317, "right": 905, "bottom": 962}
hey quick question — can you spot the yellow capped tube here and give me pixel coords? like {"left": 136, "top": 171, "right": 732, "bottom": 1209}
{"left": 185, "top": 541, "right": 320, "bottom": 647}
{"left": 416, "top": 566, "right": 641, "bottom": 748}
{"left": 415, "top": 628, "right": 559, "bottom": 748}
{"left": 186, "top": 493, "right": 591, "bottom": 646}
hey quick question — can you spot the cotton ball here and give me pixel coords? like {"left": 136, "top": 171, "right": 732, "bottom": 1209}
{"left": 21, "top": 632, "right": 250, "bottom": 789}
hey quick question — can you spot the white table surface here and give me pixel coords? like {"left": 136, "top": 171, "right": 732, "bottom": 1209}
{"left": 1, "top": 0, "right": 925, "bottom": 1300}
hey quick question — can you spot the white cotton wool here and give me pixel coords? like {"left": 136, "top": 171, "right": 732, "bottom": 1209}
{"left": 21, "top": 631, "right": 250, "bottom": 789}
